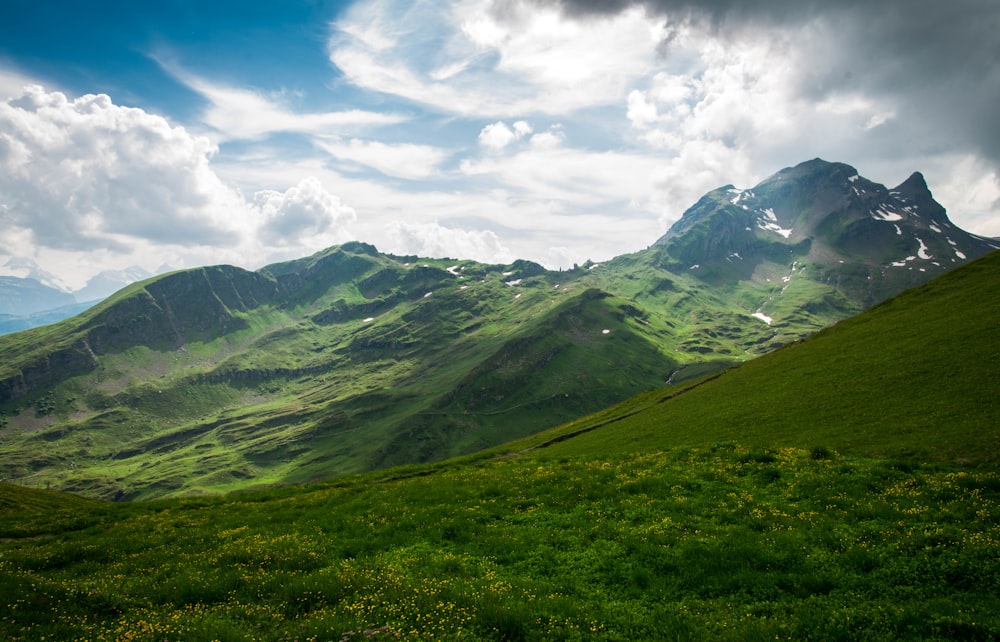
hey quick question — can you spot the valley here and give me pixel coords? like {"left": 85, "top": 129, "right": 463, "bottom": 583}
{"left": 0, "top": 159, "right": 996, "bottom": 500}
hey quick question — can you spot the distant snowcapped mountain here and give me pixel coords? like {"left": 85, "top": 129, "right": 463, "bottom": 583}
{"left": 0, "top": 276, "right": 75, "bottom": 316}
{"left": 74, "top": 266, "right": 154, "bottom": 302}
{"left": 0, "top": 266, "right": 155, "bottom": 334}
{"left": 0, "top": 257, "right": 72, "bottom": 293}
{"left": 654, "top": 158, "right": 999, "bottom": 305}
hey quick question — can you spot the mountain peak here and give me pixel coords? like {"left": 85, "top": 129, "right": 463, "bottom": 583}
{"left": 894, "top": 171, "right": 930, "bottom": 197}
{"left": 652, "top": 159, "right": 998, "bottom": 301}
{"left": 767, "top": 158, "right": 859, "bottom": 183}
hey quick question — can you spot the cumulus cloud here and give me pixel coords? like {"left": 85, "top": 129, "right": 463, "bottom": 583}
{"left": 0, "top": 85, "right": 365, "bottom": 285}
{"left": 478, "top": 121, "right": 516, "bottom": 150}
{"left": 478, "top": 120, "right": 533, "bottom": 150}
{"left": 0, "top": 85, "right": 246, "bottom": 252}
{"left": 383, "top": 220, "right": 514, "bottom": 264}
{"left": 253, "top": 177, "right": 357, "bottom": 246}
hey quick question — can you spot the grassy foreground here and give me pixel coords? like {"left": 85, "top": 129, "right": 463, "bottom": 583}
{"left": 2, "top": 444, "right": 999, "bottom": 641}
{"left": 1, "top": 251, "right": 998, "bottom": 640}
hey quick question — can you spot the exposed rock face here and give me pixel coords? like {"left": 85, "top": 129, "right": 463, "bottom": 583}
{"left": 654, "top": 158, "right": 998, "bottom": 304}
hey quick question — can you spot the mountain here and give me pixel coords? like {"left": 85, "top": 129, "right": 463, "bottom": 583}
{"left": 73, "top": 266, "right": 155, "bottom": 302}
{"left": 0, "top": 159, "right": 994, "bottom": 499}
{"left": 0, "top": 300, "right": 101, "bottom": 335}
{"left": 0, "top": 276, "right": 75, "bottom": 316}
{"left": 2, "top": 247, "right": 998, "bottom": 641}
{"left": 521, "top": 247, "right": 1000, "bottom": 467}
{"left": 652, "top": 158, "right": 997, "bottom": 305}
{"left": 0, "top": 267, "right": 155, "bottom": 336}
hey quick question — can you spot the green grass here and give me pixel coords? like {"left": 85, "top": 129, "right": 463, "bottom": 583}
{"left": 1, "top": 252, "right": 999, "bottom": 639}
{"left": 1, "top": 446, "right": 998, "bottom": 640}
{"left": 528, "top": 249, "right": 1000, "bottom": 467}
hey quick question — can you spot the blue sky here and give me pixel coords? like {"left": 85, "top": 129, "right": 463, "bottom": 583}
{"left": 1, "top": 0, "right": 998, "bottom": 290}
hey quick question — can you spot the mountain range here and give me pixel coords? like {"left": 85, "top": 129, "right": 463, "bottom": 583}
{"left": 0, "top": 266, "right": 154, "bottom": 335}
{"left": 2, "top": 223, "right": 998, "bottom": 640}
{"left": 0, "top": 158, "right": 996, "bottom": 499}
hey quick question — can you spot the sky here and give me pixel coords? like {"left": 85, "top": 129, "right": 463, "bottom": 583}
{"left": 0, "top": 0, "right": 998, "bottom": 291}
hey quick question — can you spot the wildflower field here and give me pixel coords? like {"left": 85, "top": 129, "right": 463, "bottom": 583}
{"left": 3, "top": 444, "right": 999, "bottom": 640}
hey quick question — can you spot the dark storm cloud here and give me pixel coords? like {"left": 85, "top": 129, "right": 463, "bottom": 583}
{"left": 524, "top": 0, "right": 1000, "bottom": 165}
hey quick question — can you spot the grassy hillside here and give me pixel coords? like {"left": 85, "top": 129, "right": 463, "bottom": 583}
{"left": 0, "top": 243, "right": 848, "bottom": 500}
{"left": 0, "top": 252, "right": 997, "bottom": 640}
{"left": 521, "top": 248, "right": 1000, "bottom": 467}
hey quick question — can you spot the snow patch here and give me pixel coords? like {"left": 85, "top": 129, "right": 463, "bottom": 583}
{"left": 893, "top": 224, "right": 902, "bottom": 236}
{"left": 446, "top": 265, "right": 462, "bottom": 276}
{"left": 928, "top": 222, "right": 942, "bottom": 234}
{"left": 752, "top": 312, "right": 773, "bottom": 325}
{"left": 363, "top": 317, "right": 375, "bottom": 323}
{"left": 871, "top": 206, "right": 903, "bottom": 222}
{"left": 689, "top": 264, "right": 700, "bottom": 270}
{"left": 955, "top": 250, "right": 967, "bottom": 260}
{"left": 423, "top": 292, "right": 432, "bottom": 298}
{"left": 915, "top": 237, "right": 932, "bottom": 259}
{"left": 602, "top": 329, "right": 611, "bottom": 334}
{"left": 588, "top": 263, "right": 602, "bottom": 270}
{"left": 848, "top": 174, "right": 860, "bottom": 182}
{"left": 502, "top": 271, "right": 515, "bottom": 276}
{"left": 756, "top": 207, "right": 793, "bottom": 238}
{"left": 505, "top": 279, "right": 522, "bottom": 286}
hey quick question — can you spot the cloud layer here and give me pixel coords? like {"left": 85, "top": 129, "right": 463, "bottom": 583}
{"left": 1, "top": 0, "right": 998, "bottom": 292}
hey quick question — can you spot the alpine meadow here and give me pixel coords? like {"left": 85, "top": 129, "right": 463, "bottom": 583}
{"left": 1, "top": 159, "right": 999, "bottom": 640}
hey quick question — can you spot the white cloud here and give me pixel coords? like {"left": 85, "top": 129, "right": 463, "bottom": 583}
{"left": 478, "top": 120, "right": 533, "bottom": 151}
{"left": 528, "top": 127, "right": 564, "bottom": 150}
{"left": 0, "top": 85, "right": 371, "bottom": 287}
{"left": 164, "top": 66, "right": 406, "bottom": 142}
{"left": 253, "top": 177, "right": 357, "bottom": 246}
{"left": 925, "top": 155, "right": 1000, "bottom": 237}
{"left": 315, "top": 137, "right": 451, "bottom": 180}
{"left": 0, "top": 68, "right": 38, "bottom": 101}
{"left": 330, "top": 0, "right": 664, "bottom": 116}
{"left": 383, "top": 220, "right": 514, "bottom": 263}
{"left": 478, "top": 121, "right": 515, "bottom": 150}
{"left": 461, "top": 140, "right": 655, "bottom": 210}
{"left": 0, "top": 85, "right": 246, "bottom": 253}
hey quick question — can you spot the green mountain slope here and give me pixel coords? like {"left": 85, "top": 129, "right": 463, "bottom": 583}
{"left": 517, "top": 248, "right": 1000, "bottom": 466}
{"left": 1, "top": 250, "right": 998, "bottom": 640}
{"left": 0, "top": 160, "right": 994, "bottom": 499}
